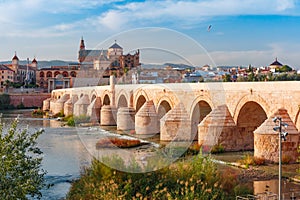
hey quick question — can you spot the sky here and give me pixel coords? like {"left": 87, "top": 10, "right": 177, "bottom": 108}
{"left": 1, "top": 0, "right": 300, "bottom": 68}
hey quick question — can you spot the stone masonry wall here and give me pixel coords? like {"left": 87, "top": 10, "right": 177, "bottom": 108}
{"left": 9, "top": 93, "right": 51, "bottom": 108}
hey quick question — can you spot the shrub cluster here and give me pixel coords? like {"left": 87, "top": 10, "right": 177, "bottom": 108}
{"left": 237, "top": 153, "right": 265, "bottom": 168}
{"left": 67, "top": 154, "right": 230, "bottom": 200}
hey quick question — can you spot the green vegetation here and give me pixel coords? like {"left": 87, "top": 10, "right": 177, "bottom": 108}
{"left": 0, "top": 117, "right": 46, "bottom": 199}
{"left": 67, "top": 152, "right": 252, "bottom": 199}
{"left": 63, "top": 114, "right": 90, "bottom": 127}
{"left": 16, "top": 102, "right": 25, "bottom": 109}
{"left": 237, "top": 153, "right": 265, "bottom": 168}
{"left": 53, "top": 110, "right": 65, "bottom": 118}
{"left": 0, "top": 94, "right": 11, "bottom": 110}
{"left": 31, "top": 108, "right": 46, "bottom": 117}
{"left": 210, "top": 144, "right": 225, "bottom": 154}
{"left": 67, "top": 154, "right": 223, "bottom": 199}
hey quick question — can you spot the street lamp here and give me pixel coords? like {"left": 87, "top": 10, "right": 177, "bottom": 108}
{"left": 273, "top": 116, "right": 288, "bottom": 200}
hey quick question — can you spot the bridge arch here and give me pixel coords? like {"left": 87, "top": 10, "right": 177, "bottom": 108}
{"left": 233, "top": 93, "right": 270, "bottom": 123}
{"left": 236, "top": 101, "right": 267, "bottom": 150}
{"left": 157, "top": 97, "right": 173, "bottom": 121}
{"left": 134, "top": 89, "right": 150, "bottom": 112}
{"left": 90, "top": 90, "right": 98, "bottom": 103}
{"left": 103, "top": 94, "right": 110, "bottom": 105}
{"left": 190, "top": 99, "right": 213, "bottom": 140}
{"left": 117, "top": 94, "right": 128, "bottom": 108}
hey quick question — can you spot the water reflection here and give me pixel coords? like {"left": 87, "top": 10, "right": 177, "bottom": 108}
{"left": 254, "top": 179, "right": 300, "bottom": 199}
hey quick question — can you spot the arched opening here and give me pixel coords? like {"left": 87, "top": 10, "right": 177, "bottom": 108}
{"left": 237, "top": 101, "right": 267, "bottom": 150}
{"left": 62, "top": 71, "right": 69, "bottom": 77}
{"left": 136, "top": 95, "right": 146, "bottom": 112}
{"left": 46, "top": 71, "right": 52, "bottom": 78}
{"left": 70, "top": 71, "right": 76, "bottom": 77}
{"left": 54, "top": 71, "right": 60, "bottom": 77}
{"left": 40, "top": 71, "right": 44, "bottom": 77}
{"left": 157, "top": 100, "right": 171, "bottom": 120}
{"left": 191, "top": 101, "right": 212, "bottom": 140}
{"left": 91, "top": 94, "right": 97, "bottom": 102}
{"left": 103, "top": 94, "right": 110, "bottom": 105}
{"left": 117, "top": 94, "right": 128, "bottom": 108}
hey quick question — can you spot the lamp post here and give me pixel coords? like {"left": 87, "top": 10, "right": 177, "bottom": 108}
{"left": 273, "top": 117, "right": 288, "bottom": 200}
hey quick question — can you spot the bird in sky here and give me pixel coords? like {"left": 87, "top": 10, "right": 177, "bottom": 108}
{"left": 207, "top": 25, "right": 212, "bottom": 32}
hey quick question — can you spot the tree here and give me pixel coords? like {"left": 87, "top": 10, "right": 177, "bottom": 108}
{"left": 223, "top": 74, "right": 231, "bottom": 82}
{"left": 0, "top": 117, "right": 46, "bottom": 199}
{"left": 0, "top": 94, "right": 11, "bottom": 109}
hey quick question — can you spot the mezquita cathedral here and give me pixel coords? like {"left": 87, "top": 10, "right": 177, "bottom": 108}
{"left": 77, "top": 37, "right": 140, "bottom": 85}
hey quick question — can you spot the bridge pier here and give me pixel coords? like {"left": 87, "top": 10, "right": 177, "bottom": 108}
{"left": 51, "top": 94, "right": 70, "bottom": 114}
{"left": 198, "top": 105, "right": 238, "bottom": 151}
{"left": 87, "top": 97, "right": 101, "bottom": 123}
{"left": 100, "top": 105, "right": 117, "bottom": 126}
{"left": 73, "top": 94, "right": 90, "bottom": 117}
{"left": 64, "top": 95, "right": 78, "bottom": 117}
{"left": 43, "top": 98, "right": 52, "bottom": 111}
{"left": 160, "top": 103, "right": 192, "bottom": 141}
{"left": 135, "top": 100, "right": 159, "bottom": 135}
{"left": 254, "top": 108, "right": 300, "bottom": 163}
{"left": 117, "top": 107, "right": 135, "bottom": 131}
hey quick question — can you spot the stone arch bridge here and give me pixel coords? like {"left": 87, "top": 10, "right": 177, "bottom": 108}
{"left": 43, "top": 77, "right": 300, "bottom": 163}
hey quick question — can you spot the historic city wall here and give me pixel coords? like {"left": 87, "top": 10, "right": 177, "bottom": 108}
{"left": 10, "top": 93, "right": 51, "bottom": 108}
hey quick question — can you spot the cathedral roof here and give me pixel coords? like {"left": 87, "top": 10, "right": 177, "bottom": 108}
{"left": 109, "top": 42, "right": 122, "bottom": 49}
{"left": 32, "top": 58, "right": 37, "bottom": 63}
{"left": 270, "top": 58, "right": 282, "bottom": 66}
{"left": 12, "top": 54, "right": 19, "bottom": 61}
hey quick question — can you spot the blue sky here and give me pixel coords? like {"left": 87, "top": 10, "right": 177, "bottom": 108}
{"left": 1, "top": 0, "right": 300, "bottom": 68}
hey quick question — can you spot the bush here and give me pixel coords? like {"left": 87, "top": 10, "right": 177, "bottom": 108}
{"left": 63, "top": 115, "right": 90, "bottom": 127}
{"left": 0, "top": 117, "right": 46, "bottom": 199}
{"left": 16, "top": 102, "right": 25, "bottom": 109}
{"left": 0, "top": 94, "right": 11, "bottom": 109}
{"left": 282, "top": 155, "right": 292, "bottom": 164}
{"left": 67, "top": 154, "right": 229, "bottom": 199}
{"left": 238, "top": 153, "right": 254, "bottom": 168}
{"left": 31, "top": 108, "right": 45, "bottom": 116}
{"left": 53, "top": 110, "right": 64, "bottom": 118}
{"left": 211, "top": 144, "right": 225, "bottom": 154}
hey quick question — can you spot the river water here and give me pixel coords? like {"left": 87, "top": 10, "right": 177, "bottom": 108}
{"left": 1, "top": 109, "right": 299, "bottom": 199}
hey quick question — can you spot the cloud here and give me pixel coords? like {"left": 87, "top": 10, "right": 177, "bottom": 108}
{"left": 96, "top": 0, "right": 298, "bottom": 30}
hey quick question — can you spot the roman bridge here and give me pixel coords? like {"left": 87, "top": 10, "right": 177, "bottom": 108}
{"left": 43, "top": 76, "right": 300, "bottom": 163}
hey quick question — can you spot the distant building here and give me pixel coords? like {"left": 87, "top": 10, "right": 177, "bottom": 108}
{"left": 36, "top": 64, "right": 80, "bottom": 93}
{"left": 78, "top": 37, "right": 140, "bottom": 78}
{"left": 1, "top": 53, "right": 37, "bottom": 87}
{"left": 0, "top": 64, "right": 14, "bottom": 89}
{"left": 269, "top": 58, "right": 283, "bottom": 73}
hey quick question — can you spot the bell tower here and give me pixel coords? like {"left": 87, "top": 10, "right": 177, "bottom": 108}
{"left": 79, "top": 36, "right": 85, "bottom": 50}
{"left": 12, "top": 51, "right": 19, "bottom": 72}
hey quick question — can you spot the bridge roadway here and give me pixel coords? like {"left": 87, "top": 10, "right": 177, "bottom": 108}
{"left": 43, "top": 77, "right": 300, "bottom": 163}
